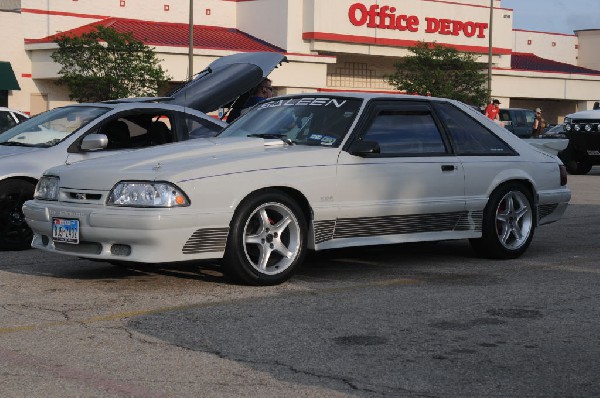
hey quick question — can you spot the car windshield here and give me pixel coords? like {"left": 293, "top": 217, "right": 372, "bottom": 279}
{"left": 219, "top": 96, "right": 362, "bottom": 147}
{"left": 0, "top": 106, "right": 109, "bottom": 147}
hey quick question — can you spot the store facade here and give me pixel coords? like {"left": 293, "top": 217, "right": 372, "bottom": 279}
{"left": 1, "top": 0, "right": 599, "bottom": 124}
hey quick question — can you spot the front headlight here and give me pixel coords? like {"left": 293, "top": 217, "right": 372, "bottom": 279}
{"left": 34, "top": 176, "right": 60, "bottom": 200}
{"left": 107, "top": 181, "right": 190, "bottom": 207}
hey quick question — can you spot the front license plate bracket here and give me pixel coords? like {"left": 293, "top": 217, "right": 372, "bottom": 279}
{"left": 52, "top": 218, "right": 80, "bottom": 244}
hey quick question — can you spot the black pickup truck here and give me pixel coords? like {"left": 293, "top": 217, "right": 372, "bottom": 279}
{"left": 559, "top": 110, "right": 600, "bottom": 174}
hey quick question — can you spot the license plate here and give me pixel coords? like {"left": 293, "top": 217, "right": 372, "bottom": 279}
{"left": 52, "top": 218, "right": 80, "bottom": 244}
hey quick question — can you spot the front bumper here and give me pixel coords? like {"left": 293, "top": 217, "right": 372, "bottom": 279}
{"left": 22, "top": 200, "right": 231, "bottom": 263}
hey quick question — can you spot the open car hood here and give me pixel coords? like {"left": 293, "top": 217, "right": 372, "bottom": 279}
{"left": 168, "top": 52, "right": 287, "bottom": 113}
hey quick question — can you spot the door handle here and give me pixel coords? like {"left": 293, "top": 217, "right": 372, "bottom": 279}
{"left": 441, "top": 164, "right": 457, "bottom": 172}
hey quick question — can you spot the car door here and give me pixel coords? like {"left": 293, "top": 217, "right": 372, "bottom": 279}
{"left": 334, "top": 100, "right": 466, "bottom": 240}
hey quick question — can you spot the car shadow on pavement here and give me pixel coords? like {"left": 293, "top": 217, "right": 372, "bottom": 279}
{"left": 5, "top": 240, "right": 484, "bottom": 285}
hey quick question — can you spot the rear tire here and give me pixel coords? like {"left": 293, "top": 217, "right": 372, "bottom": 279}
{"left": 0, "top": 180, "right": 35, "bottom": 251}
{"left": 470, "top": 183, "right": 535, "bottom": 259}
{"left": 222, "top": 190, "right": 307, "bottom": 285}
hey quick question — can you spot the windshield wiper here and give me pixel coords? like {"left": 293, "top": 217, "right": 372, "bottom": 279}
{"left": 247, "top": 133, "right": 295, "bottom": 145}
{"left": 0, "top": 141, "right": 31, "bottom": 147}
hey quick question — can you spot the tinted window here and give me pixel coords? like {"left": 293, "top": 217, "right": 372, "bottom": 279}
{"left": 434, "top": 102, "right": 514, "bottom": 156}
{"left": 363, "top": 111, "right": 447, "bottom": 155}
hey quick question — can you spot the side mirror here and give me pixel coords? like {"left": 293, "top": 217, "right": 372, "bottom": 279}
{"left": 80, "top": 133, "right": 108, "bottom": 151}
{"left": 348, "top": 140, "right": 380, "bottom": 157}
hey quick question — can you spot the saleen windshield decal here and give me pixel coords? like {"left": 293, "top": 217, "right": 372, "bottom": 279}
{"left": 259, "top": 98, "right": 348, "bottom": 109}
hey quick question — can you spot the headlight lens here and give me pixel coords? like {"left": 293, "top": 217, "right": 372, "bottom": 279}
{"left": 107, "top": 181, "right": 190, "bottom": 207}
{"left": 34, "top": 176, "right": 60, "bottom": 200}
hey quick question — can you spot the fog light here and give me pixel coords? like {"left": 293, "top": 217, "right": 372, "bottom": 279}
{"left": 565, "top": 124, "right": 572, "bottom": 132}
{"left": 111, "top": 244, "right": 131, "bottom": 256}
{"left": 585, "top": 124, "right": 592, "bottom": 132}
{"left": 574, "top": 124, "right": 581, "bottom": 132}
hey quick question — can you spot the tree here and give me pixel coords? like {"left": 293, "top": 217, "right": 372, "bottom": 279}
{"left": 387, "top": 41, "right": 488, "bottom": 106}
{"left": 51, "top": 26, "right": 171, "bottom": 102}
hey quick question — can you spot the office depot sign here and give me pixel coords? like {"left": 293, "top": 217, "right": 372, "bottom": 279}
{"left": 348, "top": 2, "right": 489, "bottom": 38}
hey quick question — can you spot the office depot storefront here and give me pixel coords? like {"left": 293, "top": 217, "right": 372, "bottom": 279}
{"left": 2, "top": 0, "right": 600, "bottom": 123}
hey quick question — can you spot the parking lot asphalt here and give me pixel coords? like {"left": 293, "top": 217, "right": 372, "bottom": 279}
{"left": 0, "top": 167, "right": 598, "bottom": 397}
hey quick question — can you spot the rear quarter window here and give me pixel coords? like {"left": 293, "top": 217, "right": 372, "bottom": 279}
{"left": 434, "top": 102, "right": 515, "bottom": 156}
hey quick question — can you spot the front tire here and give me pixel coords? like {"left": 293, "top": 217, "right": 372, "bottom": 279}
{"left": 0, "top": 180, "right": 35, "bottom": 251}
{"left": 565, "top": 159, "right": 592, "bottom": 175}
{"left": 470, "top": 183, "right": 535, "bottom": 259}
{"left": 560, "top": 147, "right": 593, "bottom": 175}
{"left": 223, "top": 190, "right": 307, "bottom": 285}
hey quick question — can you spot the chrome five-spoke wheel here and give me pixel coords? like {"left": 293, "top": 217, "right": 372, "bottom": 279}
{"left": 223, "top": 190, "right": 307, "bottom": 285}
{"left": 470, "top": 183, "right": 536, "bottom": 259}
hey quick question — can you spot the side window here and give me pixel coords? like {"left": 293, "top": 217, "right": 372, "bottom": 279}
{"left": 524, "top": 110, "right": 536, "bottom": 126}
{"left": 514, "top": 111, "right": 527, "bottom": 128}
{"left": 434, "top": 102, "right": 515, "bottom": 156}
{"left": 98, "top": 113, "right": 175, "bottom": 150}
{"left": 183, "top": 115, "right": 223, "bottom": 140}
{"left": 362, "top": 110, "right": 447, "bottom": 156}
{"left": 14, "top": 113, "right": 28, "bottom": 123}
{"left": 0, "top": 111, "right": 16, "bottom": 132}
{"left": 100, "top": 118, "right": 132, "bottom": 150}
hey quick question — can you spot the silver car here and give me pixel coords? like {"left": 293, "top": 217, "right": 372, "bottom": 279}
{"left": 24, "top": 93, "right": 571, "bottom": 285}
{"left": 0, "top": 51, "right": 287, "bottom": 250}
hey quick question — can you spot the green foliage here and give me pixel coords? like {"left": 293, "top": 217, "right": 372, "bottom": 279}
{"left": 51, "top": 26, "right": 171, "bottom": 102}
{"left": 387, "top": 41, "right": 488, "bottom": 106}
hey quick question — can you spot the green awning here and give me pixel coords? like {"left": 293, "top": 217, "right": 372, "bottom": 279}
{"left": 0, "top": 61, "right": 20, "bottom": 90}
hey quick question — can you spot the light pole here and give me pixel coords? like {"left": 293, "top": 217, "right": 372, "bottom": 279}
{"left": 487, "top": 0, "right": 493, "bottom": 103}
{"left": 188, "top": 0, "right": 194, "bottom": 81}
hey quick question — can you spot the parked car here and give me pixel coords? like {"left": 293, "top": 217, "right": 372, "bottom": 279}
{"left": 559, "top": 109, "right": 600, "bottom": 174}
{"left": 0, "top": 107, "right": 28, "bottom": 133}
{"left": 0, "top": 51, "right": 286, "bottom": 250}
{"left": 499, "top": 108, "right": 536, "bottom": 138}
{"left": 23, "top": 93, "right": 571, "bottom": 285}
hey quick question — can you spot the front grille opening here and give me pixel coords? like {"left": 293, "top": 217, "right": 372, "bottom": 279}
{"left": 67, "top": 192, "right": 102, "bottom": 200}
{"left": 55, "top": 241, "right": 102, "bottom": 254}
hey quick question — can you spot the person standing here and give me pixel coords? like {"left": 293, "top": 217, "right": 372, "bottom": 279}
{"left": 485, "top": 99, "right": 501, "bottom": 121}
{"left": 532, "top": 107, "right": 545, "bottom": 138}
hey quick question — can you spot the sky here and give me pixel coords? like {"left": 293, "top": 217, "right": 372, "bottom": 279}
{"left": 501, "top": 0, "right": 600, "bottom": 35}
